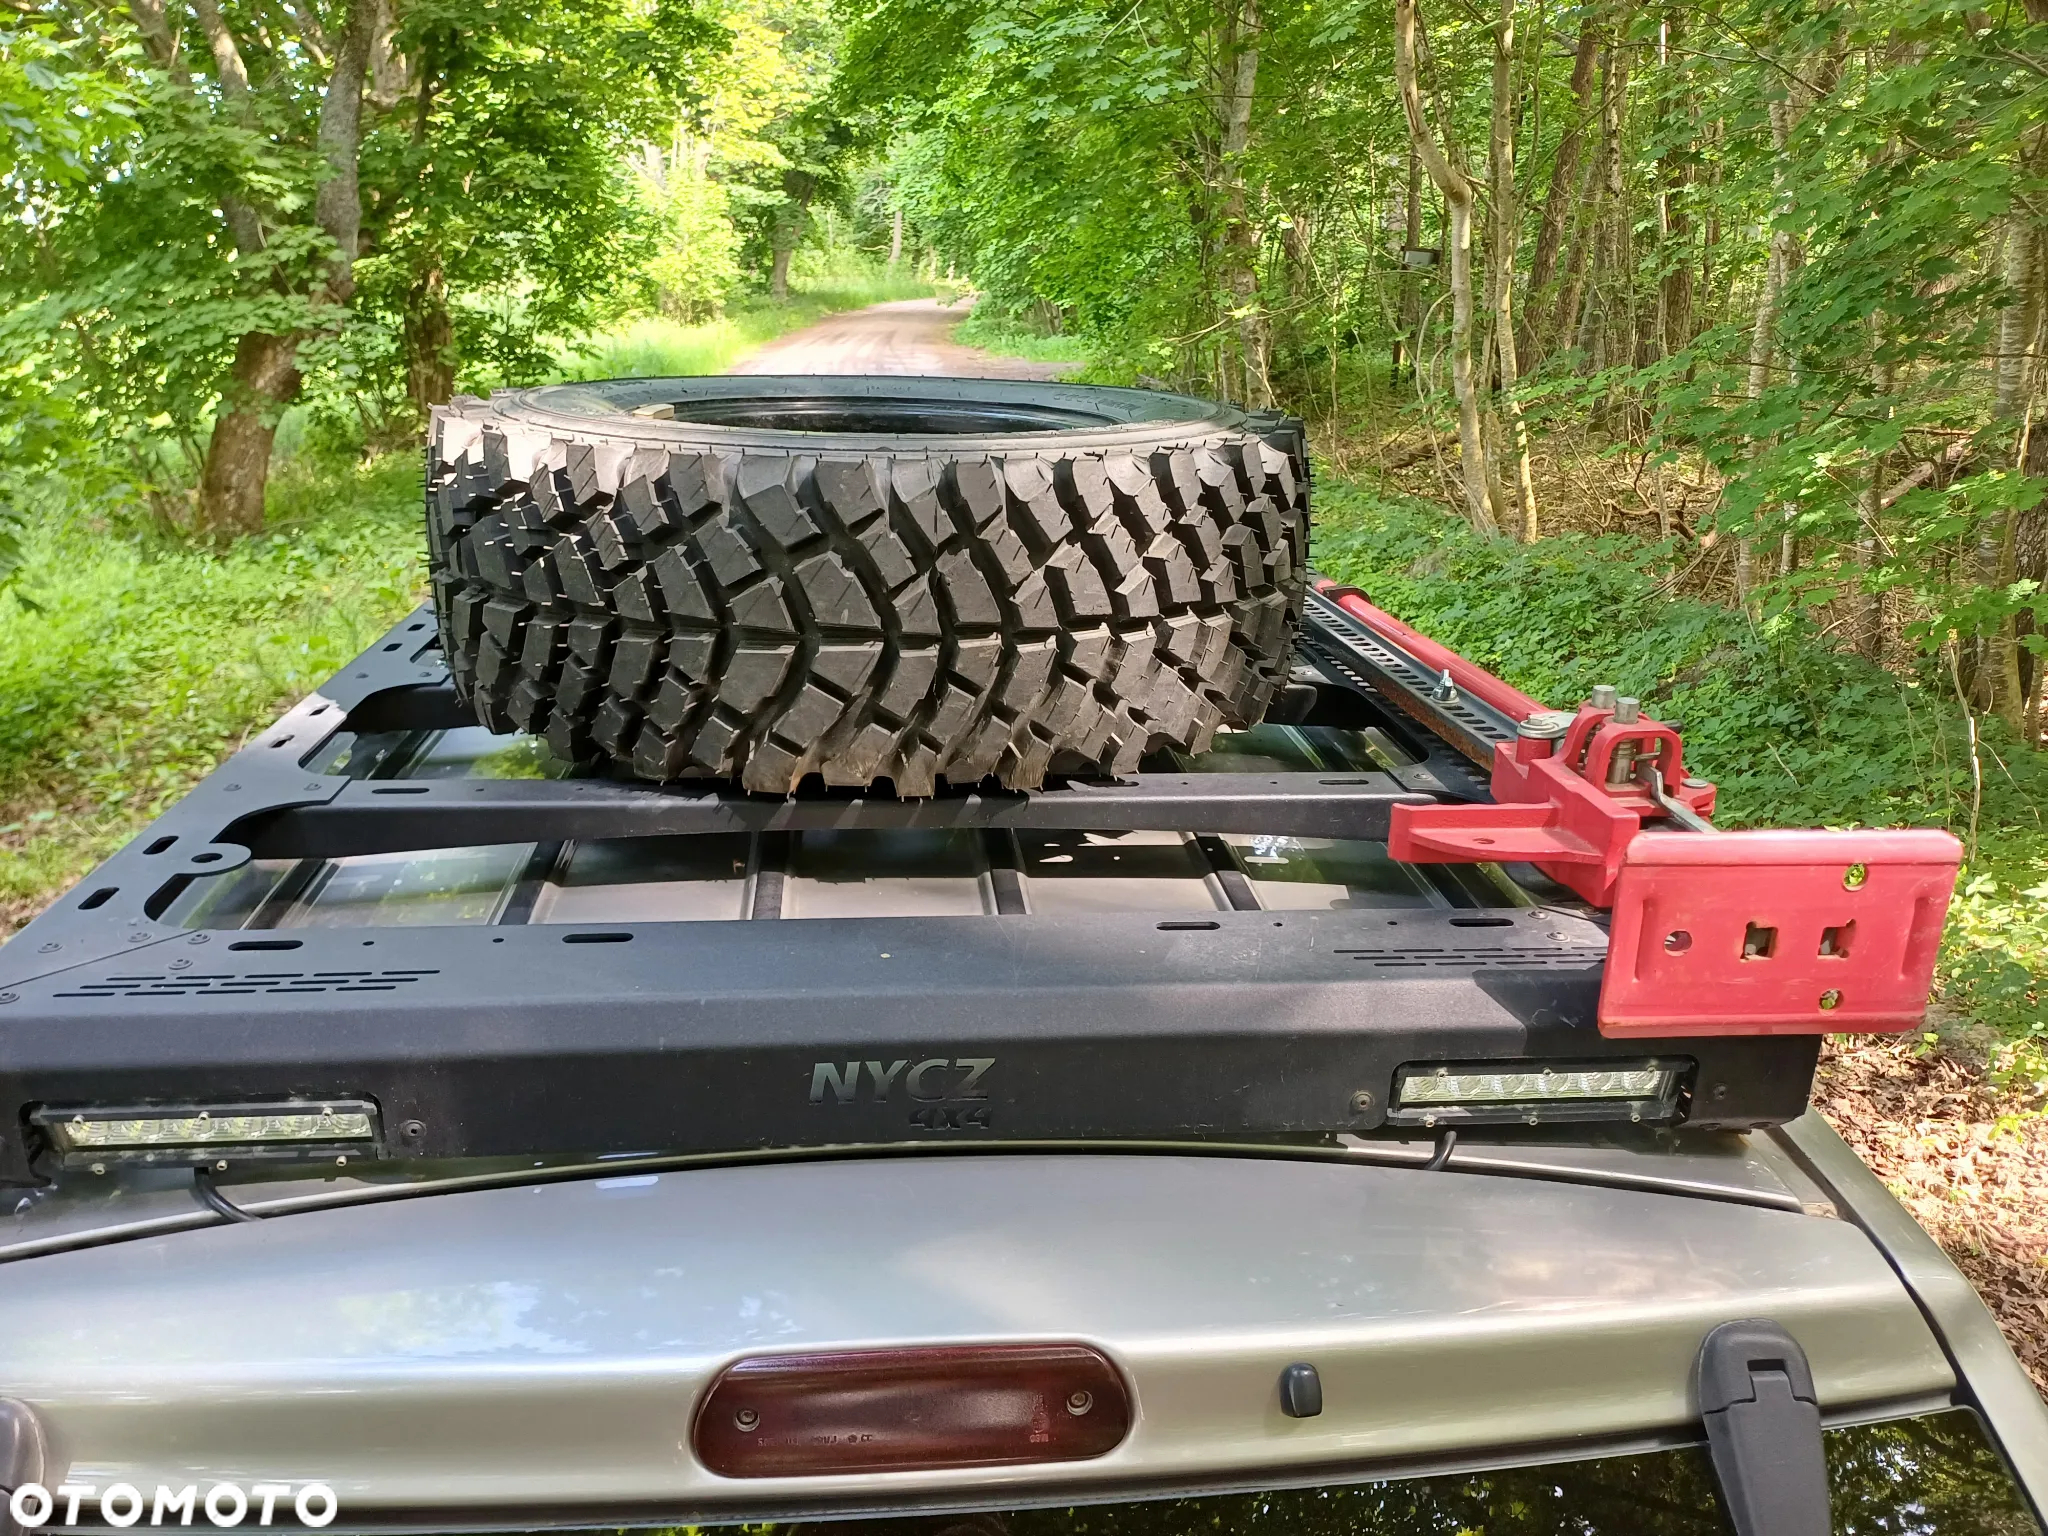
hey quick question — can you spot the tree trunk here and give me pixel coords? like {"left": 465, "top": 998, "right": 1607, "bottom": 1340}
{"left": 1991, "top": 498, "right": 2027, "bottom": 729}
{"left": 1971, "top": 218, "right": 2038, "bottom": 709}
{"left": 313, "top": 0, "right": 379, "bottom": 301}
{"left": 1985, "top": 241, "right": 2047, "bottom": 730}
{"left": 1552, "top": 177, "right": 1595, "bottom": 363}
{"left": 1977, "top": 114, "right": 2048, "bottom": 726}
{"left": 1996, "top": 217, "right": 2034, "bottom": 419}
{"left": 1571, "top": 34, "right": 1631, "bottom": 375}
{"left": 405, "top": 261, "right": 456, "bottom": 418}
{"left": 367, "top": 0, "right": 409, "bottom": 110}
{"left": 1395, "top": 148, "right": 1423, "bottom": 382}
{"left": 125, "top": 0, "right": 188, "bottom": 80}
{"left": 1217, "top": 0, "right": 1271, "bottom": 406}
{"left": 197, "top": 331, "right": 302, "bottom": 537}
{"left": 1395, "top": 0, "right": 1500, "bottom": 534}
{"left": 1700, "top": 116, "right": 1723, "bottom": 320}
{"left": 769, "top": 176, "right": 815, "bottom": 302}
{"left": 1491, "top": 0, "right": 1537, "bottom": 539}
{"left": 888, "top": 205, "right": 904, "bottom": 267}
{"left": 1654, "top": 12, "right": 1694, "bottom": 360}
{"left": 1854, "top": 334, "right": 1894, "bottom": 660}
{"left": 1521, "top": 12, "right": 1600, "bottom": 367}
{"left": 2023, "top": 366, "right": 2048, "bottom": 745}
{"left": 1552, "top": 32, "right": 1623, "bottom": 363}
{"left": 183, "top": 0, "right": 376, "bottom": 538}
{"left": 1737, "top": 97, "right": 1795, "bottom": 607}
{"left": 1277, "top": 208, "right": 1312, "bottom": 369}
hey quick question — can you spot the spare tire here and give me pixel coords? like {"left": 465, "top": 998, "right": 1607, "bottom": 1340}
{"left": 425, "top": 376, "right": 1309, "bottom": 794}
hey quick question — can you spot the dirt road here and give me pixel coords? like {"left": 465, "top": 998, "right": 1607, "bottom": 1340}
{"left": 729, "top": 297, "right": 1066, "bottom": 379}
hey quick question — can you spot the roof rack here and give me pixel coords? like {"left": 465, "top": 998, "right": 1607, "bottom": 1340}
{"left": 0, "top": 580, "right": 1957, "bottom": 1183}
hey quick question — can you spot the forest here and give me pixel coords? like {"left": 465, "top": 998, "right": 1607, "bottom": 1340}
{"left": 6, "top": 0, "right": 2046, "bottom": 704}
{"left": 0, "top": 0, "right": 2044, "bottom": 1375}
{"left": 857, "top": 0, "right": 2048, "bottom": 721}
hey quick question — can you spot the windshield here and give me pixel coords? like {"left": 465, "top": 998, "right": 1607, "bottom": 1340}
{"left": 680, "top": 1412, "right": 2034, "bottom": 1536}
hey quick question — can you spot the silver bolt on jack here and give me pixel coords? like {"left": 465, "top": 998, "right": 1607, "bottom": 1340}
{"left": 1606, "top": 699, "right": 1643, "bottom": 785}
{"left": 1517, "top": 710, "right": 1578, "bottom": 741}
{"left": 1589, "top": 684, "right": 1619, "bottom": 710}
{"left": 1428, "top": 668, "right": 1460, "bottom": 704}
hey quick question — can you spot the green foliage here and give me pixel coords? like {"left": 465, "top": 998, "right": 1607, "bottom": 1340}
{"left": 0, "top": 20, "right": 149, "bottom": 524}
{"left": 687, "top": 0, "right": 862, "bottom": 288}
{"left": 0, "top": 2, "right": 361, "bottom": 510}
{"left": 352, "top": 0, "right": 716, "bottom": 398}
{"left": 842, "top": 0, "right": 2048, "bottom": 726}
{"left": 639, "top": 160, "right": 747, "bottom": 319}
{"left": 629, "top": 0, "right": 858, "bottom": 318}
{"left": 840, "top": 0, "right": 1221, "bottom": 374}
{"left": 838, "top": 0, "right": 1428, "bottom": 391}
{"left": 0, "top": 455, "right": 423, "bottom": 796}
{"left": 1554, "top": 0, "right": 2048, "bottom": 675}
{"left": 0, "top": 504, "right": 21, "bottom": 598}
{"left": 1315, "top": 480, "right": 2048, "bottom": 1055}
{"left": 0, "top": 0, "right": 893, "bottom": 522}
{"left": 950, "top": 306, "right": 1090, "bottom": 366}
{"left": 0, "top": 453, "right": 423, "bottom": 920}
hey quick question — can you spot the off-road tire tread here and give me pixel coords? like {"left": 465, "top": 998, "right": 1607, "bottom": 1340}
{"left": 426, "top": 389, "right": 1309, "bottom": 793}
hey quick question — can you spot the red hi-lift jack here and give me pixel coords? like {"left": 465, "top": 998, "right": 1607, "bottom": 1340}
{"left": 1314, "top": 582, "right": 1963, "bottom": 1041}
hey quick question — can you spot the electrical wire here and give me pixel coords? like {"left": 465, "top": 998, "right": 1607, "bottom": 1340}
{"left": 1422, "top": 1128, "right": 1459, "bottom": 1172}
{"left": 192, "top": 1167, "right": 261, "bottom": 1223}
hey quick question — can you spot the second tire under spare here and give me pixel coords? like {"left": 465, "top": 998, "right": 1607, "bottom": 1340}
{"left": 427, "top": 376, "right": 1310, "bottom": 793}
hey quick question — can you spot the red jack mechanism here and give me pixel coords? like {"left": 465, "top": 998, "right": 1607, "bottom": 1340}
{"left": 1319, "top": 585, "right": 1962, "bottom": 1039}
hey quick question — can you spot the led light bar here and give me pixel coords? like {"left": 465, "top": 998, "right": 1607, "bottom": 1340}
{"left": 31, "top": 1100, "right": 382, "bottom": 1169}
{"left": 1389, "top": 1060, "right": 1685, "bottom": 1127}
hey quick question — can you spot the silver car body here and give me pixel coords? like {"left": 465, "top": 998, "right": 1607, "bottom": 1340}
{"left": 2, "top": 1117, "right": 2043, "bottom": 1525}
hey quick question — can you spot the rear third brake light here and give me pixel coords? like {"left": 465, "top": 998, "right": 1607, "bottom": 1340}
{"left": 691, "top": 1343, "right": 1131, "bottom": 1477}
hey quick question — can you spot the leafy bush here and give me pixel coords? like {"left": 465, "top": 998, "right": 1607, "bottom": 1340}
{"left": 642, "top": 172, "right": 746, "bottom": 321}
{"left": 0, "top": 500, "right": 20, "bottom": 595}
{"left": 0, "top": 454, "right": 424, "bottom": 923}
{"left": 1314, "top": 478, "right": 2048, "bottom": 1060}
{"left": 952, "top": 306, "right": 1091, "bottom": 367}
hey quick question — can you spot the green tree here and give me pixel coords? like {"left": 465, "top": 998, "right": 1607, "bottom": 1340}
{"left": 0, "top": 18, "right": 140, "bottom": 579}
{"left": 633, "top": 0, "right": 831, "bottom": 316}
{"left": 356, "top": 0, "right": 714, "bottom": 421}
{"left": 140, "top": 0, "right": 375, "bottom": 533}
{"left": 0, "top": 0, "right": 383, "bottom": 535}
{"left": 725, "top": 0, "right": 857, "bottom": 299}
{"left": 840, "top": 0, "right": 2048, "bottom": 743}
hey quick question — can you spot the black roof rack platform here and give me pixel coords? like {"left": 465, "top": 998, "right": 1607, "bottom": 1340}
{"left": 0, "top": 591, "right": 1828, "bottom": 1183}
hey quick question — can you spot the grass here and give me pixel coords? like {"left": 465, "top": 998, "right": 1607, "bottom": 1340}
{"left": 0, "top": 454, "right": 426, "bottom": 934}
{"left": 1312, "top": 478, "right": 2048, "bottom": 1075}
{"left": 950, "top": 307, "right": 1093, "bottom": 368}
{"left": 560, "top": 268, "right": 951, "bottom": 380}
